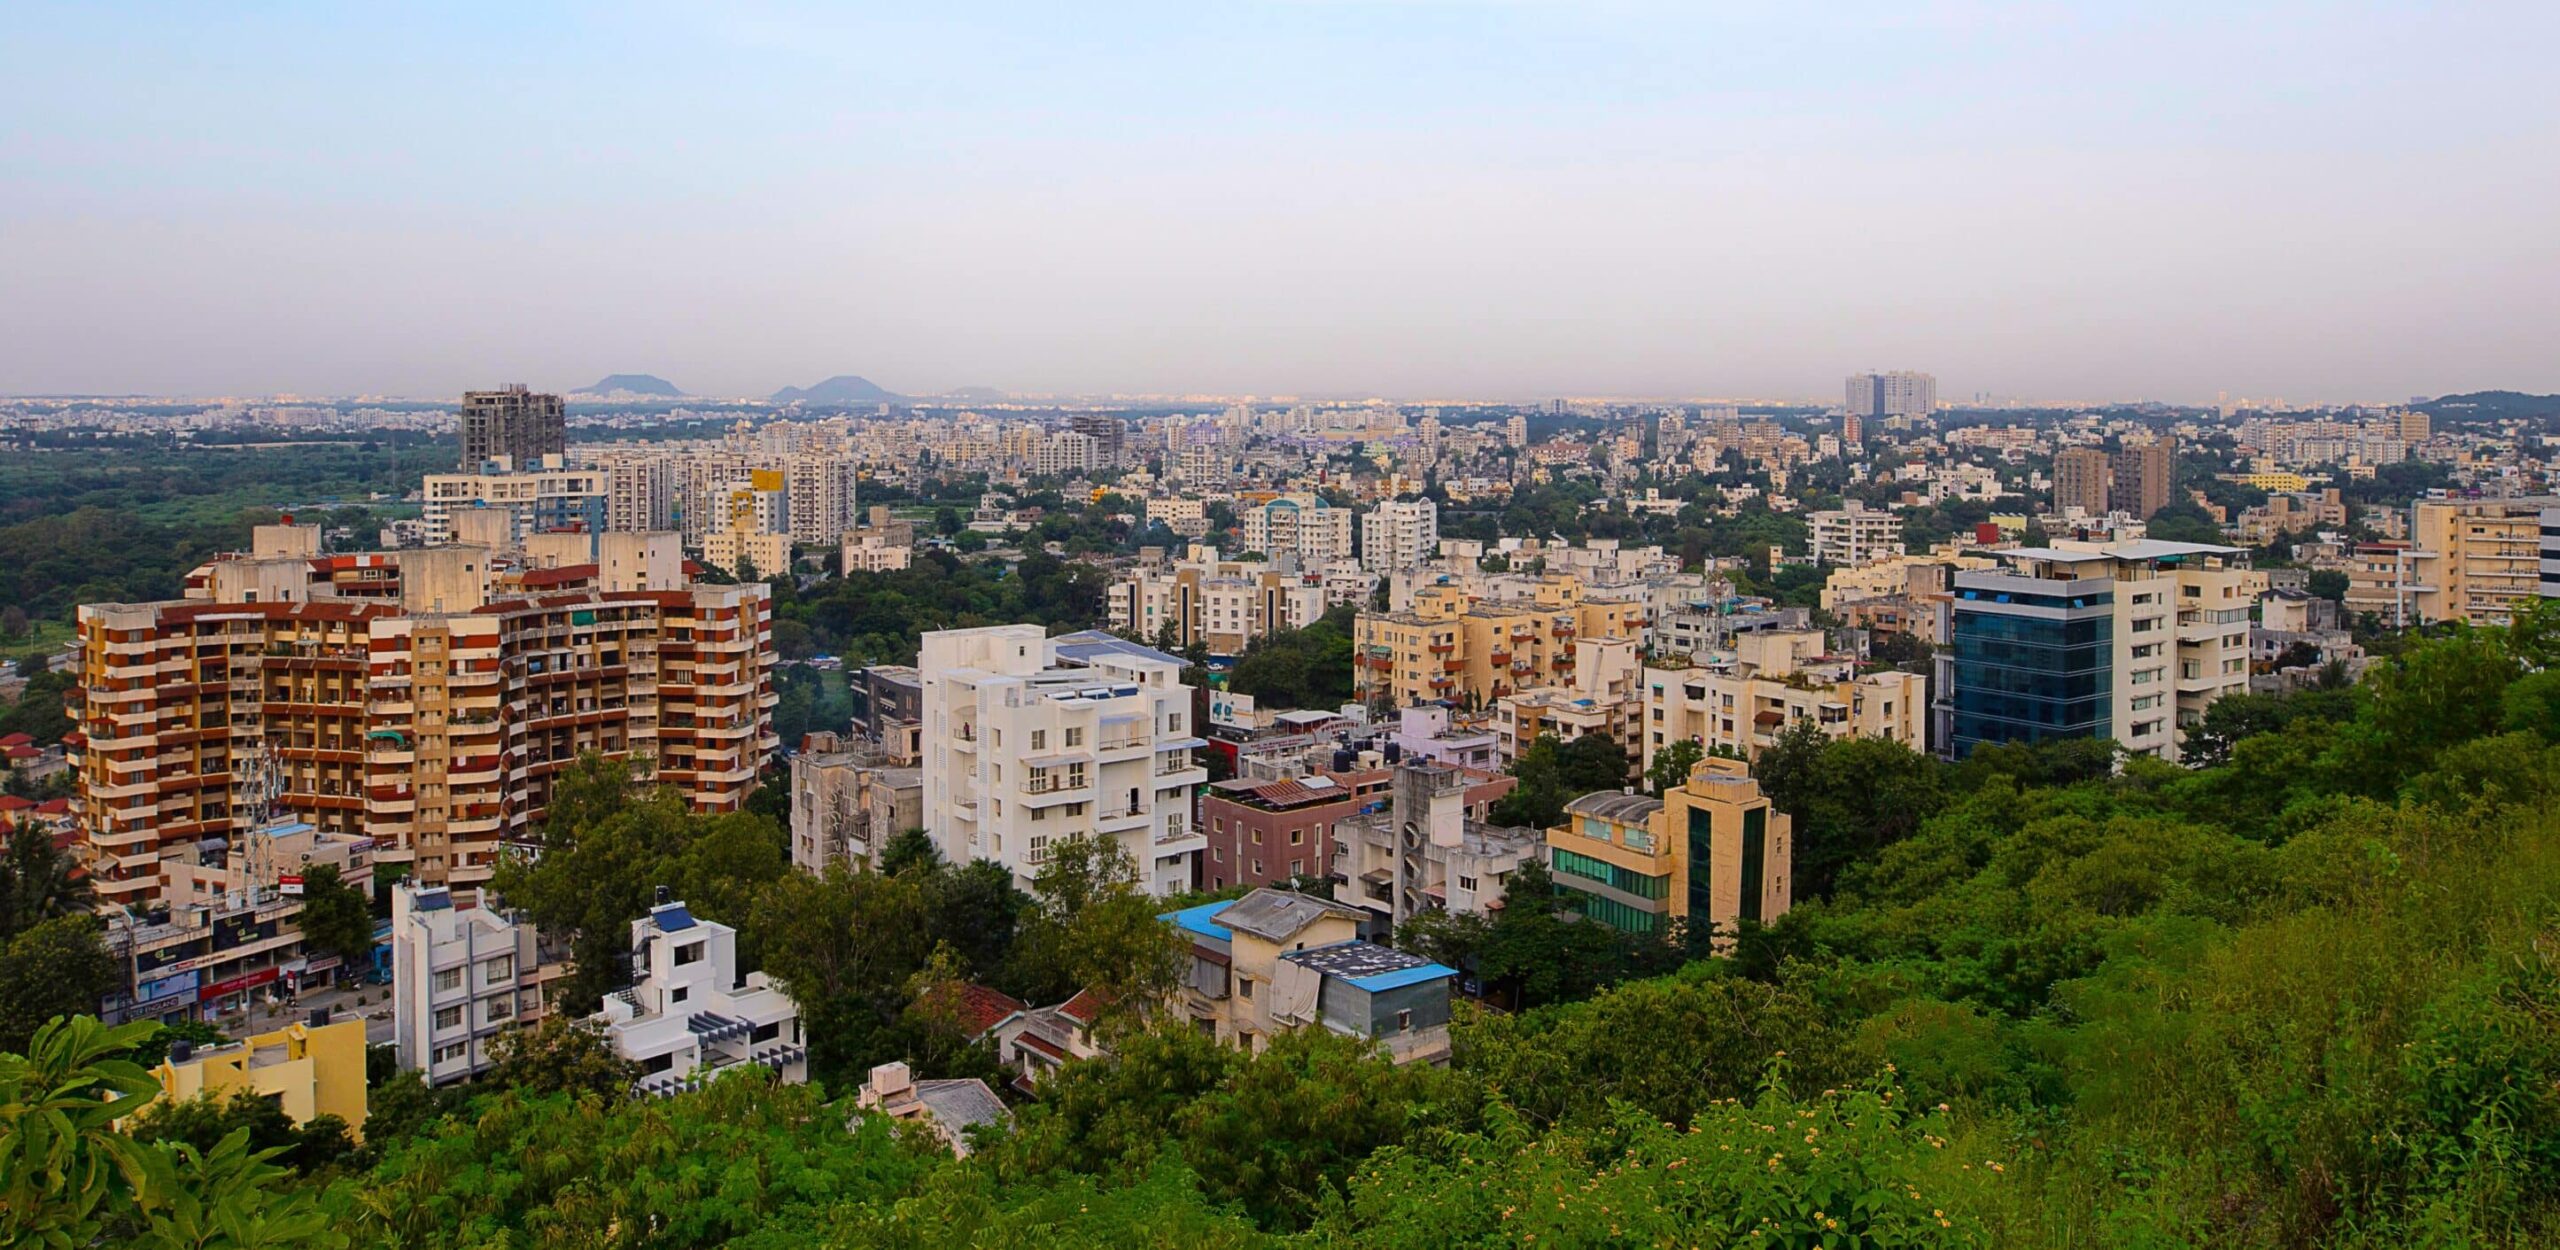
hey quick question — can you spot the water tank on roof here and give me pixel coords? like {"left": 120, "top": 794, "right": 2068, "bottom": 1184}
{"left": 1382, "top": 740, "right": 1402, "bottom": 762}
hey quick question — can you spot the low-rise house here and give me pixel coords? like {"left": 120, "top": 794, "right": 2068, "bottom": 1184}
{"left": 853, "top": 1061, "right": 1010, "bottom": 1157}
{"left": 595, "top": 891, "right": 808, "bottom": 1095}
{"left": 1161, "top": 887, "right": 1457, "bottom": 1064}
{"left": 147, "top": 1010, "right": 368, "bottom": 1139}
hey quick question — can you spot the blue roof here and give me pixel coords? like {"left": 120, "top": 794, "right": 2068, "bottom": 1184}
{"left": 1282, "top": 939, "right": 1458, "bottom": 992}
{"left": 1346, "top": 962, "right": 1459, "bottom": 992}
{"left": 1158, "top": 900, "right": 1235, "bottom": 942}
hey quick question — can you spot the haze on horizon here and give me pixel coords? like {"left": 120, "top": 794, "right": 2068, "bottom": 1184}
{"left": 4, "top": 2, "right": 2556, "bottom": 407}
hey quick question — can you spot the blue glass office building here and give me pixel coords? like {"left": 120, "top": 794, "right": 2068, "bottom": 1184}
{"left": 1943, "top": 572, "right": 2114, "bottom": 756}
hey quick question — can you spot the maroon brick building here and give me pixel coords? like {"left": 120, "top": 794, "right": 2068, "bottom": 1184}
{"left": 1200, "top": 767, "right": 1513, "bottom": 892}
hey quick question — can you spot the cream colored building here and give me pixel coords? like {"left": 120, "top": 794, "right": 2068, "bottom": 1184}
{"left": 1491, "top": 637, "right": 1643, "bottom": 772}
{"left": 918, "top": 627, "right": 1207, "bottom": 896}
{"left": 2407, "top": 498, "right": 2549, "bottom": 626}
{"left": 1543, "top": 757, "right": 1791, "bottom": 945}
{"left": 1642, "top": 629, "right": 1927, "bottom": 769}
{"left": 1354, "top": 577, "right": 1648, "bottom": 710}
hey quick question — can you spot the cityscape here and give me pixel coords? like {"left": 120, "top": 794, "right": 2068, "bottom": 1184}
{"left": 4, "top": 5, "right": 2559, "bottom": 1249}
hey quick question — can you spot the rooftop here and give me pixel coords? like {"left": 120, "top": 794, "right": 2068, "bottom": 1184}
{"left": 1282, "top": 940, "right": 1457, "bottom": 992}
{"left": 1563, "top": 792, "right": 1662, "bottom": 823}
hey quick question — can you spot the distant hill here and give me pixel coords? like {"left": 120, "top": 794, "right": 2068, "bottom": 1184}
{"left": 2417, "top": 390, "right": 2560, "bottom": 422}
{"left": 772, "top": 375, "right": 898, "bottom": 405}
{"left": 941, "top": 386, "right": 1005, "bottom": 400}
{"left": 581, "top": 373, "right": 685, "bottom": 397}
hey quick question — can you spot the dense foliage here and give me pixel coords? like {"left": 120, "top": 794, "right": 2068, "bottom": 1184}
{"left": 11, "top": 611, "right": 2560, "bottom": 1245}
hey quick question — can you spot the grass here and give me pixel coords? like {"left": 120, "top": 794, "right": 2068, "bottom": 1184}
{"left": 0, "top": 619, "right": 73, "bottom": 665}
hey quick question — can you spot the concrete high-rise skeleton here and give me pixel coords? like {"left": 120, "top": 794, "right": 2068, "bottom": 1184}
{"left": 459, "top": 385, "right": 565, "bottom": 471}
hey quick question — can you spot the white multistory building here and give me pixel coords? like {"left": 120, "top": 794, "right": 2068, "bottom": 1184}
{"left": 1362, "top": 499, "right": 1440, "bottom": 572}
{"left": 1240, "top": 494, "right": 1354, "bottom": 564}
{"left": 920, "top": 626, "right": 1209, "bottom": 896}
{"left": 389, "top": 882, "right": 552, "bottom": 1086}
{"left": 420, "top": 458, "right": 609, "bottom": 546}
{"left": 1806, "top": 502, "right": 1906, "bottom": 567}
{"left": 594, "top": 890, "right": 809, "bottom": 1096}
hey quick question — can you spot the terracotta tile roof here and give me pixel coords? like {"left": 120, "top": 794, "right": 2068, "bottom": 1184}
{"left": 954, "top": 984, "right": 1028, "bottom": 1038}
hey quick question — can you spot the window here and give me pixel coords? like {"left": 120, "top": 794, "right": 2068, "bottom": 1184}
{"left": 1458, "top": 874, "right": 1478, "bottom": 892}
{"left": 673, "top": 942, "right": 702, "bottom": 966}
{"left": 434, "top": 967, "right": 463, "bottom": 993}
{"left": 484, "top": 955, "right": 515, "bottom": 983}
{"left": 1030, "top": 729, "right": 1046, "bottom": 750}
{"left": 1250, "top": 828, "right": 1263, "bottom": 845}
{"left": 1289, "top": 827, "right": 1304, "bottom": 845}
{"left": 1238, "top": 976, "right": 1254, "bottom": 1000}
{"left": 1396, "top": 1008, "right": 1414, "bottom": 1032}
{"left": 434, "top": 1005, "right": 464, "bottom": 1031}
{"left": 1064, "top": 726, "right": 1083, "bottom": 747}
{"left": 433, "top": 1041, "right": 469, "bottom": 1065}
{"left": 487, "top": 996, "right": 513, "bottom": 1022}
{"left": 1251, "top": 858, "right": 1263, "bottom": 876}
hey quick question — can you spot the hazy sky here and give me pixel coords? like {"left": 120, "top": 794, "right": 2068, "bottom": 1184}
{"left": 5, "top": 2, "right": 2556, "bottom": 404}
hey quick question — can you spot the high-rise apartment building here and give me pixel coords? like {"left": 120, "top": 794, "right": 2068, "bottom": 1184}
{"left": 69, "top": 530, "right": 778, "bottom": 906}
{"left": 1845, "top": 371, "right": 1935, "bottom": 418}
{"left": 918, "top": 627, "right": 1207, "bottom": 896}
{"left": 420, "top": 459, "right": 607, "bottom": 547}
{"left": 2111, "top": 436, "right": 2177, "bottom": 519}
{"left": 459, "top": 385, "right": 566, "bottom": 471}
{"left": 1361, "top": 499, "right": 1440, "bottom": 573}
{"left": 2053, "top": 446, "right": 2114, "bottom": 516}
{"left": 1934, "top": 540, "right": 2260, "bottom": 763}
{"left": 1068, "top": 414, "right": 1127, "bottom": 467}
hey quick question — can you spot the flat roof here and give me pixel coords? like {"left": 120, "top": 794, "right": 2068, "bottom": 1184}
{"left": 1282, "top": 940, "right": 1456, "bottom": 992}
{"left": 1051, "top": 629, "right": 1184, "bottom": 668}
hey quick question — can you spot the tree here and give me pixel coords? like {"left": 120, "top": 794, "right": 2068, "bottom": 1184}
{"left": 1488, "top": 733, "right": 1633, "bottom": 829}
{"left": 492, "top": 752, "right": 791, "bottom": 1011}
{"left": 751, "top": 864, "right": 936, "bottom": 1084}
{"left": 1646, "top": 738, "right": 1703, "bottom": 796}
{"left": 290, "top": 862, "right": 373, "bottom": 968}
{"left": 0, "top": 1016, "right": 341, "bottom": 1249}
{"left": 483, "top": 1014, "right": 640, "bottom": 1101}
{"left": 0, "top": 826, "right": 90, "bottom": 940}
{"left": 1472, "top": 860, "right": 1630, "bottom": 1009}
{"left": 1010, "top": 835, "right": 1186, "bottom": 1022}
{"left": 0, "top": 604, "right": 26, "bottom": 640}
{"left": 0, "top": 914, "right": 119, "bottom": 1055}
{"left": 1754, "top": 722, "right": 1946, "bottom": 900}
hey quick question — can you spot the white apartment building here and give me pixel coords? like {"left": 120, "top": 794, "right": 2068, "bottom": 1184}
{"left": 1241, "top": 495, "right": 1355, "bottom": 565}
{"left": 420, "top": 459, "right": 609, "bottom": 546}
{"left": 390, "top": 882, "right": 551, "bottom": 1086}
{"left": 595, "top": 891, "right": 808, "bottom": 1095}
{"left": 920, "top": 626, "right": 1209, "bottom": 896}
{"left": 1361, "top": 499, "right": 1440, "bottom": 572}
{"left": 1806, "top": 502, "right": 1906, "bottom": 567}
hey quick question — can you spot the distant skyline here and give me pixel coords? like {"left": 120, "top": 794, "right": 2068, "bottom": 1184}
{"left": 5, "top": 3, "right": 2556, "bottom": 405}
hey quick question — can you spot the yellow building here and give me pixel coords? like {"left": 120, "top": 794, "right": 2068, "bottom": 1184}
{"left": 1542, "top": 757, "right": 1792, "bottom": 944}
{"left": 2408, "top": 499, "right": 2546, "bottom": 626}
{"left": 2225, "top": 470, "right": 2314, "bottom": 493}
{"left": 149, "top": 1015, "right": 369, "bottom": 1139}
{"left": 1354, "top": 577, "right": 1647, "bottom": 709}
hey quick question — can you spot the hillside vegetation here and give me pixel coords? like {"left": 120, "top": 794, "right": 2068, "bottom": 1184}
{"left": 9, "top": 609, "right": 2560, "bottom": 1247}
